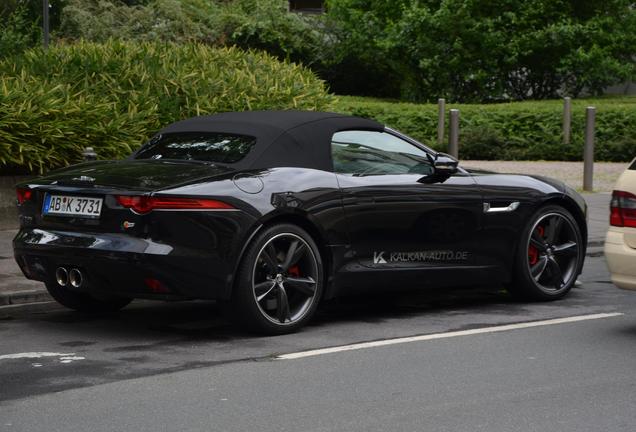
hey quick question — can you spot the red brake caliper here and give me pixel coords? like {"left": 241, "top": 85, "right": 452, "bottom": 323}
{"left": 528, "top": 226, "right": 545, "bottom": 265}
{"left": 288, "top": 265, "right": 300, "bottom": 277}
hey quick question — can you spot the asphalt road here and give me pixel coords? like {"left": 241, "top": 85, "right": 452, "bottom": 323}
{"left": 1, "top": 254, "right": 635, "bottom": 431}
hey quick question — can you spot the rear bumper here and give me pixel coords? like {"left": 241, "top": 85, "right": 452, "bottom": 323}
{"left": 605, "top": 228, "right": 636, "bottom": 291}
{"left": 13, "top": 220, "right": 254, "bottom": 300}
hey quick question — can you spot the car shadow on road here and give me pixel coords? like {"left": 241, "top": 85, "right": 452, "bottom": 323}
{"left": 313, "top": 285, "right": 522, "bottom": 326}
{"left": 13, "top": 284, "right": 533, "bottom": 343}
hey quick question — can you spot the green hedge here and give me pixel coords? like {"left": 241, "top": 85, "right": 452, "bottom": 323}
{"left": 0, "top": 40, "right": 333, "bottom": 174}
{"left": 333, "top": 96, "right": 636, "bottom": 162}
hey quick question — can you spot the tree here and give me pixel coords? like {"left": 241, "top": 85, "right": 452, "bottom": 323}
{"left": 325, "top": 0, "right": 636, "bottom": 102}
{"left": 0, "top": 1, "right": 40, "bottom": 57}
{"left": 0, "top": 0, "right": 71, "bottom": 57}
{"left": 321, "top": 0, "right": 409, "bottom": 97}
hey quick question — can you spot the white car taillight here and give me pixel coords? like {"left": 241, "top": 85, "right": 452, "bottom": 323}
{"left": 610, "top": 190, "right": 636, "bottom": 228}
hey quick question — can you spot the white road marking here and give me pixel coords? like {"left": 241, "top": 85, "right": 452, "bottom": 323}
{"left": 59, "top": 356, "right": 85, "bottom": 364}
{"left": 277, "top": 312, "right": 624, "bottom": 360}
{"left": 0, "top": 352, "right": 75, "bottom": 361}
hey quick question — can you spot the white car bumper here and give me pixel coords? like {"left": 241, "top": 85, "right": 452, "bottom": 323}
{"left": 605, "top": 227, "right": 636, "bottom": 290}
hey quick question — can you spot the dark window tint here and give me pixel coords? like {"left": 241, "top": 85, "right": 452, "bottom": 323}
{"left": 630, "top": 159, "right": 636, "bottom": 170}
{"left": 135, "top": 133, "right": 256, "bottom": 164}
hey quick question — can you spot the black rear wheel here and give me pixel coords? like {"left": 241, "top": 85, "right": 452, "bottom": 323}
{"left": 509, "top": 205, "right": 584, "bottom": 300}
{"left": 232, "top": 223, "right": 324, "bottom": 335}
{"left": 45, "top": 282, "right": 132, "bottom": 313}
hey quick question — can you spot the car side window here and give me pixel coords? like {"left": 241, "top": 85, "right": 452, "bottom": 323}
{"left": 331, "top": 130, "right": 434, "bottom": 176}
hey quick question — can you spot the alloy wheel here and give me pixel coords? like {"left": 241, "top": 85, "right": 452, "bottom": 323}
{"left": 252, "top": 233, "right": 319, "bottom": 325}
{"left": 526, "top": 212, "right": 581, "bottom": 294}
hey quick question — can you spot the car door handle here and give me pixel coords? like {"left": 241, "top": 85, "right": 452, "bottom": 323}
{"left": 483, "top": 202, "right": 520, "bottom": 213}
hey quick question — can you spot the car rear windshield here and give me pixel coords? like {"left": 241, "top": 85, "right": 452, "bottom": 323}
{"left": 630, "top": 159, "right": 636, "bottom": 170}
{"left": 134, "top": 132, "right": 256, "bottom": 164}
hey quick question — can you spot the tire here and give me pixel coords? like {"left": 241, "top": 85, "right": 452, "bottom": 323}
{"left": 231, "top": 223, "right": 324, "bottom": 335}
{"left": 45, "top": 282, "right": 132, "bottom": 313}
{"left": 508, "top": 204, "right": 584, "bottom": 301}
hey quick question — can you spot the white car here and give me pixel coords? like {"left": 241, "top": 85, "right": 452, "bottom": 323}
{"left": 605, "top": 158, "right": 636, "bottom": 290}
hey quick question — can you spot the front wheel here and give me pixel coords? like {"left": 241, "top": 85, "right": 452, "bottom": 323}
{"left": 232, "top": 224, "right": 324, "bottom": 335}
{"left": 508, "top": 205, "right": 584, "bottom": 301}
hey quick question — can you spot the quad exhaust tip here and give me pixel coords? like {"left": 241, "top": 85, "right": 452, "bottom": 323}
{"left": 55, "top": 267, "right": 68, "bottom": 287}
{"left": 69, "top": 268, "right": 83, "bottom": 288}
{"left": 56, "top": 267, "right": 83, "bottom": 288}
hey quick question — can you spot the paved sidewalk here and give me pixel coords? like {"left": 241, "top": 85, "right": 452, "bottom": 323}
{"left": 0, "top": 230, "right": 49, "bottom": 308}
{"left": 0, "top": 193, "right": 611, "bottom": 311}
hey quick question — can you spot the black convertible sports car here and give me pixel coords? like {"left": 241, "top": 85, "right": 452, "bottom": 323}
{"left": 14, "top": 111, "right": 587, "bottom": 334}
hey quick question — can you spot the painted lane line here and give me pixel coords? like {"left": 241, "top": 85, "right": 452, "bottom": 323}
{"left": 0, "top": 352, "right": 75, "bottom": 361}
{"left": 277, "top": 312, "right": 624, "bottom": 360}
{"left": 59, "top": 356, "right": 85, "bottom": 364}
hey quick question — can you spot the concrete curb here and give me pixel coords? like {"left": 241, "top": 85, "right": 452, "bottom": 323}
{"left": 0, "top": 301, "right": 62, "bottom": 319}
{"left": 0, "top": 289, "right": 52, "bottom": 306}
{"left": 0, "top": 288, "right": 54, "bottom": 319}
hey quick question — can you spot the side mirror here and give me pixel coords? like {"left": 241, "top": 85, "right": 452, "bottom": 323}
{"left": 434, "top": 152, "right": 459, "bottom": 176}
{"left": 418, "top": 153, "right": 458, "bottom": 184}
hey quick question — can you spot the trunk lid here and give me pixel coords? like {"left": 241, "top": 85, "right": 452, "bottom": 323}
{"left": 16, "top": 159, "right": 235, "bottom": 233}
{"left": 25, "top": 159, "right": 234, "bottom": 191}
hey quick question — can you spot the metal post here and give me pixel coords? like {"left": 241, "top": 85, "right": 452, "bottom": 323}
{"left": 437, "top": 98, "right": 446, "bottom": 146}
{"left": 43, "top": 0, "right": 50, "bottom": 49}
{"left": 563, "top": 97, "right": 571, "bottom": 145}
{"left": 448, "top": 109, "right": 460, "bottom": 158}
{"left": 583, "top": 106, "right": 596, "bottom": 192}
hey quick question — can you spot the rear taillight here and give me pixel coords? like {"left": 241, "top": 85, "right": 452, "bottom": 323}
{"left": 610, "top": 190, "right": 636, "bottom": 228}
{"left": 144, "top": 278, "right": 170, "bottom": 293}
{"left": 115, "top": 195, "right": 234, "bottom": 215}
{"left": 16, "top": 188, "right": 32, "bottom": 205}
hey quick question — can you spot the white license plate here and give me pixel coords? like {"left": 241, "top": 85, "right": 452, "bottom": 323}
{"left": 43, "top": 194, "right": 103, "bottom": 218}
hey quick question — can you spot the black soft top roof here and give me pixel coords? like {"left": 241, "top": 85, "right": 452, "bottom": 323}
{"left": 158, "top": 111, "right": 384, "bottom": 171}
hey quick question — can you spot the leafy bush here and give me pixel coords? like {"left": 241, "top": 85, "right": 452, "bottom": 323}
{"left": 219, "top": 0, "right": 325, "bottom": 67}
{"left": 60, "top": 0, "right": 222, "bottom": 44}
{"left": 333, "top": 96, "right": 636, "bottom": 162}
{"left": 58, "top": 0, "right": 324, "bottom": 66}
{"left": 0, "top": 40, "right": 334, "bottom": 174}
